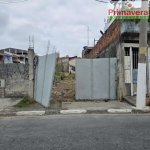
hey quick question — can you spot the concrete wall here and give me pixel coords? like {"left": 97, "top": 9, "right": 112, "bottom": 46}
{"left": 0, "top": 64, "right": 30, "bottom": 97}
{"left": 28, "top": 48, "right": 34, "bottom": 98}
{"left": 57, "top": 58, "right": 69, "bottom": 73}
{"left": 0, "top": 88, "right": 5, "bottom": 98}
{"left": 69, "top": 58, "right": 76, "bottom": 73}
{"left": 121, "top": 20, "right": 150, "bottom": 34}
{"left": 62, "top": 61, "right": 69, "bottom": 73}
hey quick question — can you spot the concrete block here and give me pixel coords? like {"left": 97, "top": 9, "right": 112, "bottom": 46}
{"left": 16, "top": 111, "right": 45, "bottom": 116}
{"left": 107, "top": 109, "right": 132, "bottom": 113}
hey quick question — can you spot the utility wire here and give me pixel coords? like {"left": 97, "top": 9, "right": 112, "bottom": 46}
{"left": 95, "top": 0, "right": 108, "bottom": 3}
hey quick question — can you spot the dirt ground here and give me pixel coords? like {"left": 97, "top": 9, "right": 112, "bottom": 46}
{"left": 51, "top": 79, "right": 75, "bottom": 102}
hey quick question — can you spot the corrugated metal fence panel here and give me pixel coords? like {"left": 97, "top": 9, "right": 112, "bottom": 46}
{"left": 34, "top": 55, "right": 45, "bottom": 104}
{"left": 110, "top": 58, "right": 117, "bottom": 99}
{"left": 75, "top": 59, "right": 92, "bottom": 99}
{"left": 34, "top": 53, "right": 57, "bottom": 107}
{"left": 76, "top": 58, "right": 117, "bottom": 100}
{"left": 93, "top": 59, "right": 109, "bottom": 99}
{"left": 42, "top": 53, "right": 56, "bottom": 107}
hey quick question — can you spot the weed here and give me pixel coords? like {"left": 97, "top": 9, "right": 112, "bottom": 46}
{"left": 14, "top": 96, "right": 36, "bottom": 108}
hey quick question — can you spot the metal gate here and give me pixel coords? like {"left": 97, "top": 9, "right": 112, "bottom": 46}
{"left": 75, "top": 58, "right": 117, "bottom": 100}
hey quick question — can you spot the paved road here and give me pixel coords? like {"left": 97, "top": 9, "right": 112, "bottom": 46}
{"left": 0, "top": 115, "right": 150, "bottom": 150}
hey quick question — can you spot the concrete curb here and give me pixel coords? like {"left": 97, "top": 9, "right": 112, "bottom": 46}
{"left": 60, "top": 110, "right": 87, "bottom": 115}
{"left": 1, "top": 109, "right": 150, "bottom": 117}
{"left": 16, "top": 111, "right": 45, "bottom": 116}
{"left": 134, "top": 107, "right": 150, "bottom": 113}
{"left": 107, "top": 109, "right": 132, "bottom": 113}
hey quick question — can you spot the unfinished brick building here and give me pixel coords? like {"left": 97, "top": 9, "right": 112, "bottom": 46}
{"left": 82, "top": 19, "right": 150, "bottom": 100}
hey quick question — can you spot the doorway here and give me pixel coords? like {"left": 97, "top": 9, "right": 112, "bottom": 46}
{"left": 124, "top": 47, "right": 139, "bottom": 96}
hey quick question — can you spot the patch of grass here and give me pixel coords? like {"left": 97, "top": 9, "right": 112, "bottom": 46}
{"left": 14, "top": 96, "right": 36, "bottom": 108}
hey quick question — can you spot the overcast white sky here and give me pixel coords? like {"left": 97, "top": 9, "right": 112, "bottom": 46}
{"left": 0, "top": 0, "right": 107, "bottom": 57}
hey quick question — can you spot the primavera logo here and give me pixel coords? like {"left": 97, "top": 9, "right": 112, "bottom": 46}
{"left": 123, "top": 2, "right": 135, "bottom": 10}
{"left": 108, "top": 0, "right": 149, "bottom": 20}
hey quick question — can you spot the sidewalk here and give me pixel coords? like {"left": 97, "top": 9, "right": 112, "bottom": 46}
{"left": 0, "top": 98, "right": 150, "bottom": 116}
{"left": 123, "top": 96, "right": 136, "bottom": 106}
{"left": 0, "top": 98, "right": 21, "bottom": 112}
{"left": 62, "top": 101, "right": 133, "bottom": 110}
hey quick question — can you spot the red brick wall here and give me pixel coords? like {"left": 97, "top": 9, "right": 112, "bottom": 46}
{"left": 87, "top": 20, "right": 120, "bottom": 58}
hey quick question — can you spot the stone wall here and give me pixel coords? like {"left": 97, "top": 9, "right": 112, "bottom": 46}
{"left": 0, "top": 64, "right": 30, "bottom": 97}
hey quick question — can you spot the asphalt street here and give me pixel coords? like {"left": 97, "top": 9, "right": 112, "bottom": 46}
{"left": 0, "top": 115, "right": 150, "bottom": 150}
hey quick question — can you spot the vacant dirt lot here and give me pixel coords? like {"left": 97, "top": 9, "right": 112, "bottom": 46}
{"left": 51, "top": 79, "right": 75, "bottom": 102}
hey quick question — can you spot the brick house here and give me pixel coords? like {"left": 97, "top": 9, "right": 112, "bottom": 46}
{"left": 82, "top": 19, "right": 150, "bottom": 100}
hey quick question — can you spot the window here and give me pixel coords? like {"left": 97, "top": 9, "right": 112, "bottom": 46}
{"left": 124, "top": 47, "right": 139, "bottom": 69}
{"left": 125, "top": 47, "right": 130, "bottom": 56}
{"left": 132, "top": 48, "right": 139, "bottom": 69}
